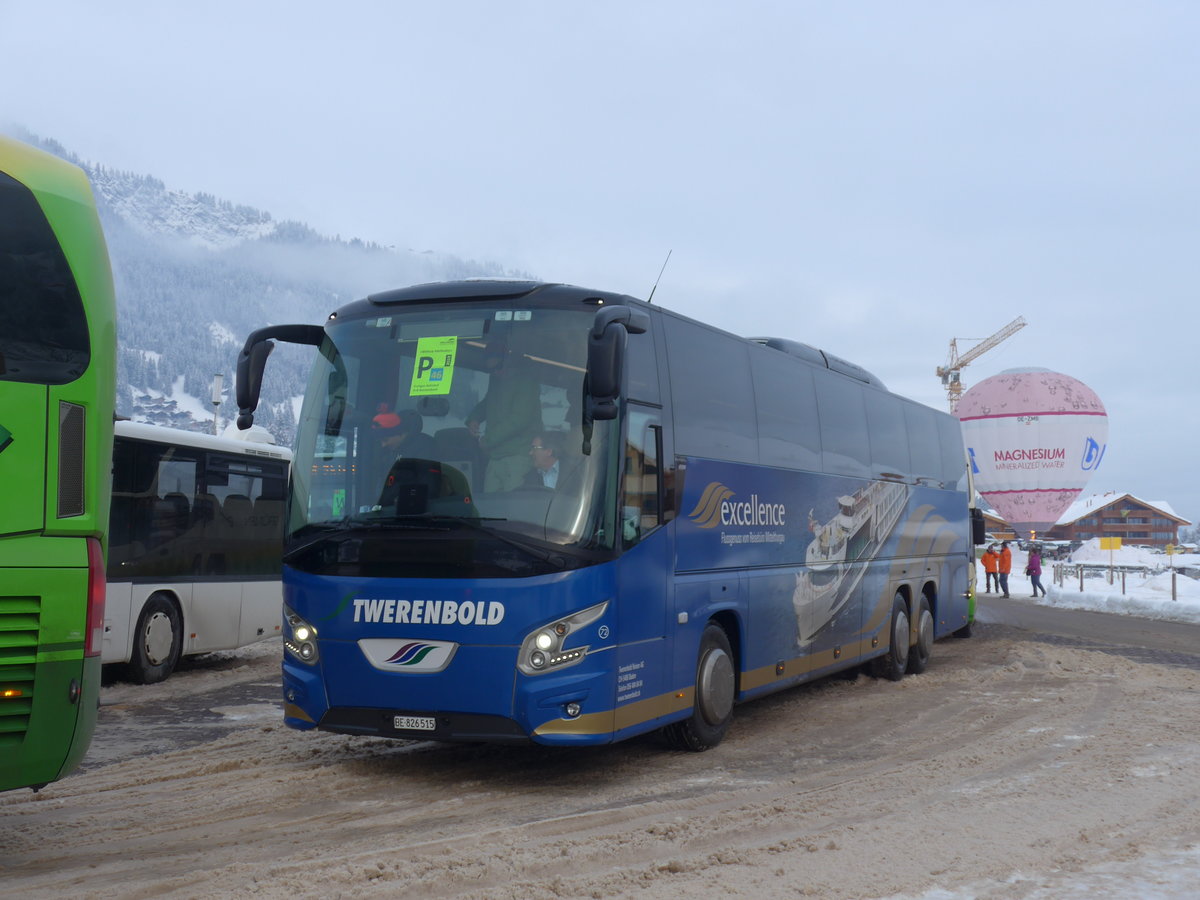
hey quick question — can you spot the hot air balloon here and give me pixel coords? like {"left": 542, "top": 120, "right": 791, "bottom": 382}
{"left": 956, "top": 367, "right": 1108, "bottom": 539}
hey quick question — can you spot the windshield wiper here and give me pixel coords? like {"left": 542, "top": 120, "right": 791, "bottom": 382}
{"left": 405, "top": 515, "right": 574, "bottom": 570}
{"left": 283, "top": 517, "right": 454, "bottom": 562}
{"left": 284, "top": 514, "right": 572, "bottom": 571}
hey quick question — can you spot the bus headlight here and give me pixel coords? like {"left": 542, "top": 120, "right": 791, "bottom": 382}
{"left": 517, "top": 601, "right": 608, "bottom": 676}
{"left": 283, "top": 604, "right": 319, "bottom": 665}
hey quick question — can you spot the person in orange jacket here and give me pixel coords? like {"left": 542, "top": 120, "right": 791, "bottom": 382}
{"left": 981, "top": 544, "right": 1000, "bottom": 593}
{"left": 997, "top": 541, "right": 1013, "bottom": 598}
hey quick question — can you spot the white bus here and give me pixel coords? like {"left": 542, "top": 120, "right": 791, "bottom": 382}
{"left": 104, "top": 421, "right": 291, "bottom": 682}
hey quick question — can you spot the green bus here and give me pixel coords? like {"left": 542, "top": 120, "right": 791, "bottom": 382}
{"left": 0, "top": 136, "right": 117, "bottom": 791}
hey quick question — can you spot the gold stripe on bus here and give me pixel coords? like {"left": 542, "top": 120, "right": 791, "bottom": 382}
{"left": 283, "top": 702, "right": 315, "bottom": 723}
{"left": 533, "top": 687, "right": 694, "bottom": 738}
{"left": 741, "top": 645, "right": 861, "bottom": 691}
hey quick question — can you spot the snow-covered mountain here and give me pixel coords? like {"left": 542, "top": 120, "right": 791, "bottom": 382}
{"left": 19, "top": 131, "right": 527, "bottom": 444}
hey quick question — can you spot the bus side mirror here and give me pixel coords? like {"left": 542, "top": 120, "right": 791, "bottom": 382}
{"left": 236, "top": 340, "right": 274, "bottom": 430}
{"left": 586, "top": 306, "right": 650, "bottom": 421}
{"left": 971, "top": 507, "right": 987, "bottom": 545}
{"left": 235, "top": 324, "right": 324, "bottom": 429}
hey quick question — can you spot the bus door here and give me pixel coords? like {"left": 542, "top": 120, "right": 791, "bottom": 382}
{"left": 204, "top": 453, "right": 287, "bottom": 648}
{"left": 613, "top": 404, "right": 671, "bottom": 732}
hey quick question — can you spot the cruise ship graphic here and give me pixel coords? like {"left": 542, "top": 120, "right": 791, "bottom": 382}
{"left": 792, "top": 480, "right": 909, "bottom": 644}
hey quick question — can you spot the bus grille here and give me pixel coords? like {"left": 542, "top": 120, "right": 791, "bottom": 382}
{"left": 58, "top": 401, "right": 85, "bottom": 518}
{"left": 0, "top": 596, "right": 40, "bottom": 744}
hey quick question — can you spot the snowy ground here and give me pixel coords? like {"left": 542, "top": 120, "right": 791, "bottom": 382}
{"left": 3, "top": 540, "right": 1200, "bottom": 898}
{"left": 996, "top": 538, "right": 1200, "bottom": 624}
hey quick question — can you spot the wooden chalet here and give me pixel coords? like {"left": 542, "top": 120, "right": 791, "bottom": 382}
{"left": 983, "top": 492, "right": 1191, "bottom": 549}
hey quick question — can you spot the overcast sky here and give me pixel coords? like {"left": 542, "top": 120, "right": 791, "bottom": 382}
{"left": 3, "top": 1, "right": 1198, "bottom": 523}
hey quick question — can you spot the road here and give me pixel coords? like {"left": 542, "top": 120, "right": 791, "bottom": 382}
{"left": 3, "top": 597, "right": 1200, "bottom": 899}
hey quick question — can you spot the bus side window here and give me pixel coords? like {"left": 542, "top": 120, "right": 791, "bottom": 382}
{"left": 751, "top": 346, "right": 821, "bottom": 471}
{"left": 865, "top": 388, "right": 911, "bottom": 479}
{"left": 904, "top": 404, "right": 943, "bottom": 486}
{"left": 625, "top": 328, "right": 660, "bottom": 404}
{"left": 664, "top": 316, "right": 758, "bottom": 464}
{"left": 623, "top": 406, "right": 662, "bottom": 546}
{"left": 813, "top": 368, "right": 870, "bottom": 479}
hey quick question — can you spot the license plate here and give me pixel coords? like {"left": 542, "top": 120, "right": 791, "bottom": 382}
{"left": 394, "top": 715, "right": 436, "bottom": 731}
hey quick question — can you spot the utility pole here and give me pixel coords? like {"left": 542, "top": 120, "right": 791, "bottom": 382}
{"left": 211, "top": 373, "right": 224, "bottom": 435}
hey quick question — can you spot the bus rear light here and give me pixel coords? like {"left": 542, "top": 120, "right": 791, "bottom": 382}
{"left": 85, "top": 537, "right": 106, "bottom": 657}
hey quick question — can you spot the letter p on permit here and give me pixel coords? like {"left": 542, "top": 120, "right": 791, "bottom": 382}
{"left": 409, "top": 335, "right": 457, "bottom": 396}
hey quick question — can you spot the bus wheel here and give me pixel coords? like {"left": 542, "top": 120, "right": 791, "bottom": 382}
{"left": 907, "top": 595, "right": 934, "bottom": 675}
{"left": 128, "top": 593, "right": 183, "bottom": 684}
{"left": 663, "top": 623, "right": 735, "bottom": 752}
{"left": 870, "top": 593, "right": 910, "bottom": 682}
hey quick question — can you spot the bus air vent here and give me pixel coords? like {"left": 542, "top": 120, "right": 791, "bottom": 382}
{"left": 57, "top": 402, "right": 85, "bottom": 518}
{"left": 0, "top": 595, "right": 40, "bottom": 742}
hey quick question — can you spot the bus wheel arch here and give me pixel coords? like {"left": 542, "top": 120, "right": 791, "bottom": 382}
{"left": 128, "top": 592, "right": 184, "bottom": 684}
{"left": 870, "top": 590, "right": 910, "bottom": 682}
{"left": 663, "top": 620, "right": 737, "bottom": 752}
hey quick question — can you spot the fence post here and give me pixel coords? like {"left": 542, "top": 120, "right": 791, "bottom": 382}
{"left": 1078, "top": 564, "right": 1084, "bottom": 592}
{"left": 1121, "top": 570, "right": 1126, "bottom": 595}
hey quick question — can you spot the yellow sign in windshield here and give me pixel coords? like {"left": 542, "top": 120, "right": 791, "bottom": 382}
{"left": 409, "top": 336, "right": 457, "bottom": 396}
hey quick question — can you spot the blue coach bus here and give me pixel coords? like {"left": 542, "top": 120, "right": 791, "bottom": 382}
{"left": 237, "top": 280, "right": 982, "bottom": 751}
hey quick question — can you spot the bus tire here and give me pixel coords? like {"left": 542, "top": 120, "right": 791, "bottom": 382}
{"left": 128, "top": 593, "right": 183, "bottom": 684}
{"left": 907, "top": 595, "right": 933, "bottom": 675}
{"left": 663, "top": 623, "right": 735, "bottom": 752}
{"left": 953, "top": 620, "right": 974, "bottom": 639}
{"left": 870, "top": 592, "right": 910, "bottom": 682}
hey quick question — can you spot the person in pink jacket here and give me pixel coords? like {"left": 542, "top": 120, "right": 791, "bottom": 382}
{"left": 1027, "top": 546, "right": 1046, "bottom": 597}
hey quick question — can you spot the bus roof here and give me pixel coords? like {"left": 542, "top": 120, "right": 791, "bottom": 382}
{"left": 114, "top": 420, "right": 292, "bottom": 462}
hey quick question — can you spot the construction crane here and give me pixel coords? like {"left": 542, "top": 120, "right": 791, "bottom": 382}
{"left": 937, "top": 316, "right": 1027, "bottom": 413}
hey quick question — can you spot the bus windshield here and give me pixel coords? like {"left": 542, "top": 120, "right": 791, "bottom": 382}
{"left": 288, "top": 301, "right": 619, "bottom": 577}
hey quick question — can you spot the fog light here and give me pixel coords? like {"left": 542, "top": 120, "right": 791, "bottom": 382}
{"left": 564, "top": 702, "right": 581, "bottom": 718}
{"left": 530, "top": 650, "right": 547, "bottom": 669}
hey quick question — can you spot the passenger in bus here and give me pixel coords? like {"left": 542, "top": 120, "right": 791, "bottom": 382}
{"left": 523, "top": 432, "right": 564, "bottom": 489}
{"left": 467, "top": 341, "right": 543, "bottom": 492}
{"left": 373, "top": 407, "right": 436, "bottom": 460}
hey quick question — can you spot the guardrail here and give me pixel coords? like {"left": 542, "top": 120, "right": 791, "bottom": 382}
{"left": 1051, "top": 563, "right": 1195, "bottom": 601}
